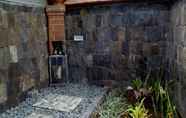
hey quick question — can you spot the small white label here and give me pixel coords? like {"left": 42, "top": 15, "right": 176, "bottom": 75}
{"left": 74, "top": 35, "right": 84, "bottom": 41}
{"left": 9, "top": 45, "right": 18, "bottom": 63}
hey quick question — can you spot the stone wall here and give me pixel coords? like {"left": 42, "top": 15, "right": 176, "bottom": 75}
{"left": 167, "top": 0, "right": 186, "bottom": 115}
{"left": 0, "top": 2, "right": 48, "bottom": 111}
{"left": 65, "top": 3, "right": 169, "bottom": 85}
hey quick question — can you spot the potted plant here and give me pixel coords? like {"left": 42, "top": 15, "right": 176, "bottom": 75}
{"left": 48, "top": 0, "right": 65, "bottom": 5}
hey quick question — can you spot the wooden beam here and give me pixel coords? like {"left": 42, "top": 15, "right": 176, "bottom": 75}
{"left": 64, "top": 0, "right": 177, "bottom": 6}
{"left": 64, "top": 0, "right": 127, "bottom": 5}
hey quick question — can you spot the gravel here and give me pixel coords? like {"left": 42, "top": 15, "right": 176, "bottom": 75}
{"left": 0, "top": 84, "right": 108, "bottom": 118}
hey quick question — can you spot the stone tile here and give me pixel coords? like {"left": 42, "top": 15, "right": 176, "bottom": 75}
{"left": 0, "top": 8, "right": 8, "bottom": 28}
{"left": 122, "top": 40, "right": 129, "bottom": 56}
{"left": 127, "top": 27, "right": 145, "bottom": 41}
{"left": 180, "top": 4, "right": 185, "bottom": 26}
{"left": 86, "top": 54, "right": 93, "bottom": 67}
{"left": 176, "top": 45, "right": 183, "bottom": 65}
{"left": 87, "top": 67, "right": 113, "bottom": 84}
{"left": 184, "top": 4, "right": 186, "bottom": 25}
{"left": 117, "top": 27, "right": 126, "bottom": 42}
{"left": 0, "top": 28, "right": 9, "bottom": 47}
{"left": 111, "top": 4, "right": 127, "bottom": 14}
{"left": 20, "top": 74, "right": 35, "bottom": 92}
{"left": 68, "top": 66, "right": 87, "bottom": 83}
{"left": 7, "top": 11, "right": 15, "bottom": 28}
{"left": 33, "top": 94, "right": 82, "bottom": 112}
{"left": 184, "top": 28, "right": 186, "bottom": 46}
{"left": 142, "top": 42, "right": 151, "bottom": 57}
{"left": 174, "top": 3, "right": 182, "bottom": 26}
{"left": 110, "top": 14, "right": 123, "bottom": 27}
{"left": 0, "top": 47, "right": 10, "bottom": 69}
{"left": 174, "top": 27, "right": 184, "bottom": 45}
{"left": 157, "top": 10, "right": 170, "bottom": 26}
{"left": 85, "top": 15, "right": 96, "bottom": 32}
{"left": 102, "top": 13, "right": 110, "bottom": 28}
{"left": 8, "top": 28, "right": 20, "bottom": 46}
{"left": 0, "top": 81, "right": 7, "bottom": 104}
{"left": 0, "top": 69, "right": 7, "bottom": 104}
{"left": 95, "top": 15, "right": 103, "bottom": 27}
{"left": 182, "top": 47, "right": 186, "bottom": 69}
{"left": 38, "top": 57, "right": 48, "bottom": 83}
{"left": 151, "top": 43, "right": 160, "bottom": 55}
{"left": 93, "top": 54, "right": 111, "bottom": 68}
{"left": 129, "top": 40, "right": 142, "bottom": 55}
{"left": 145, "top": 26, "right": 164, "bottom": 42}
{"left": 129, "top": 10, "right": 154, "bottom": 26}
{"left": 7, "top": 63, "right": 22, "bottom": 105}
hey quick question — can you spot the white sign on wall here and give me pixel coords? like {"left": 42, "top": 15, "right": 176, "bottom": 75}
{"left": 74, "top": 35, "right": 84, "bottom": 41}
{"left": 9, "top": 45, "right": 18, "bottom": 63}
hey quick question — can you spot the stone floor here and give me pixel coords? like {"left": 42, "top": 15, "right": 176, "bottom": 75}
{"left": 0, "top": 84, "right": 108, "bottom": 118}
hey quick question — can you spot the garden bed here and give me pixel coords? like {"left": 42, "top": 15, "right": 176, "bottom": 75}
{"left": 93, "top": 75, "right": 183, "bottom": 118}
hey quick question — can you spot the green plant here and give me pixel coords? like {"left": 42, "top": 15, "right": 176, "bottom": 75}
{"left": 138, "top": 65, "right": 179, "bottom": 118}
{"left": 131, "top": 79, "right": 142, "bottom": 90}
{"left": 126, "top": 98, "right": 151, "bottom": 118}
{"left": 163, "top": 84, "right": 177, "bottom": 118}
{"left": 150, "top": 79, "right": 178, "bottom": 118}
{"left": 98, "top": 89, "right": 128, "bottom": 118}
{"left": 143, "top": 70, "right": 151, "bottom": 88}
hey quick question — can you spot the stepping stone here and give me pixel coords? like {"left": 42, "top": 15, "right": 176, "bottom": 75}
{"left": 33, "top": 93, "right": 82, "bottom": 112}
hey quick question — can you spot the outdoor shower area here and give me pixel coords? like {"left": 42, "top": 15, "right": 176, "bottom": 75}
{"left": 0, "top": 0, "right": 186, "bottom": 118}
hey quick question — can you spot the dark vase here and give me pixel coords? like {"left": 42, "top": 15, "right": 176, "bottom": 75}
{"left": 48, "top": 0, "right": 65, "bottom": 5}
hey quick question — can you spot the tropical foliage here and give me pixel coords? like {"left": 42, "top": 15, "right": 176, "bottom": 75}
{"left": 95, "top": 67, "right": 181, "bottom": 118}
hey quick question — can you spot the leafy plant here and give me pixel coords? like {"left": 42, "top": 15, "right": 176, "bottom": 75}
{"left": 143, "top": 70, "right": 151, "bottom": 88}
{"left": 134, "top": 65, "right": 180, "bottom": 118}
{"left": 98, "top": 89, "right": 128, "bottom": 118}
{"left": 131, "top": 79, "right": 142, "bottom": 90}
{"left": 163, "top": 84, "right": 177, "bottom": 118}
{"left": 150, "top": 79, "right": 177, "bottom": 118}
{"left": 126, "top": 98, "right": 151, "bottom": 118}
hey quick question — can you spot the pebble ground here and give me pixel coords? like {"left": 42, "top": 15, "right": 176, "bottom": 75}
{"left": 0, "top": 84, "right": 107, "bottom": 118}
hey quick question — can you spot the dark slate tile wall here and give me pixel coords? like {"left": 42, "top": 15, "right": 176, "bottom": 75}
{"left": 0, "top": 3, "right": 48, "bottom": 110}
{"left": 65, "top": 3, "right": 170, "bottom": 85}
{"left": 167, "top": 0, "right": 186, "bottom": 116}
